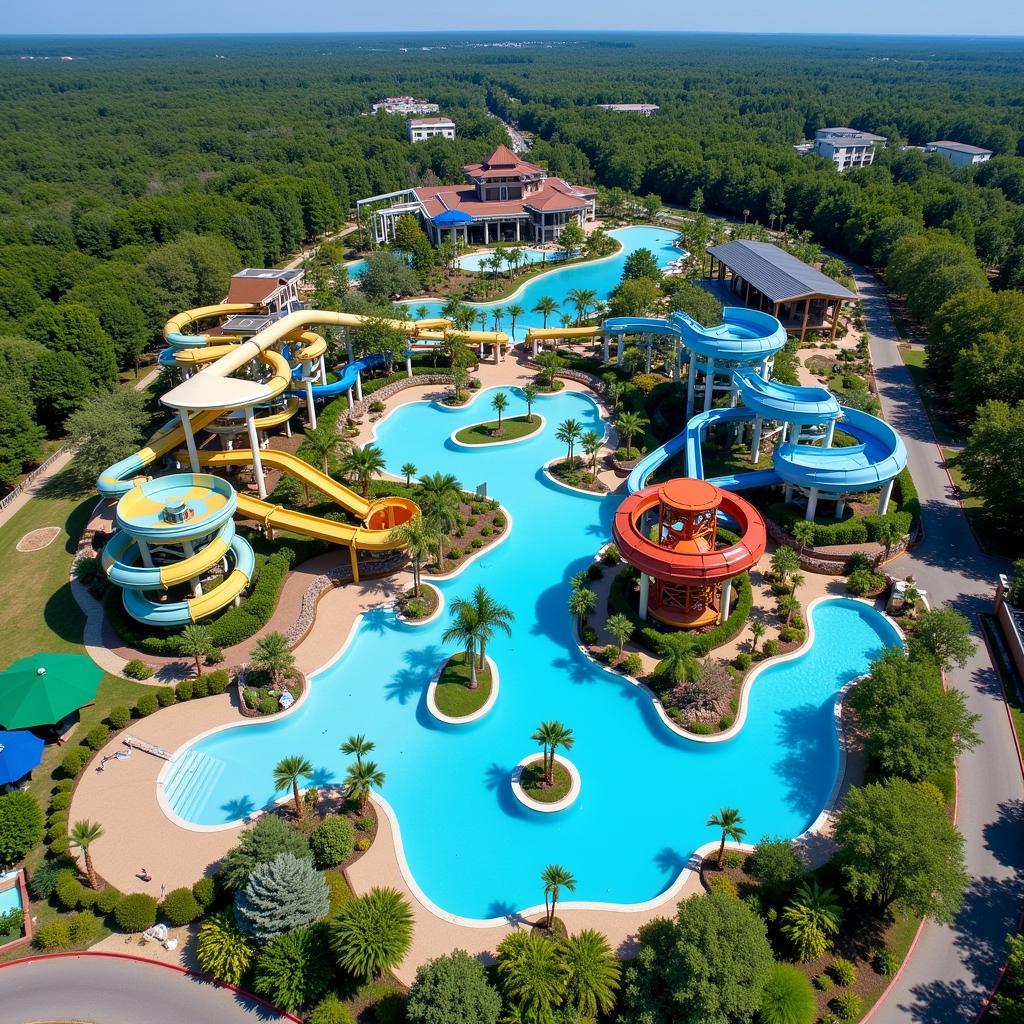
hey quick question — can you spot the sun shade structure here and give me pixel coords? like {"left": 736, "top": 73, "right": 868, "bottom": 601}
{"left": 706, "top": 239, "right": 856, "bottom": 341}
{"left": 0, "top": 729, "right": 45, "bottom": 784}
{"left": 0, "top": 654, "right": 103, "bottom": 729}
{"left": 432, "top": 209, "right": 473, "bottom": 226}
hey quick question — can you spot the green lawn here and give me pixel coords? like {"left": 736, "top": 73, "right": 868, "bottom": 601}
{"left": 454, "top": 415, "right": 542, "bottom": 445}
{"left": 942, "top": 448, "right": 1019, "bottom": 558}
{"left": 434, "top": 652, "right": 492, "bottom": 717}
{"left": 900, "top": 346, "right": 964, "bottom": 447}
{"left": 520, "top": 758, "right": 572, "bottom": 802}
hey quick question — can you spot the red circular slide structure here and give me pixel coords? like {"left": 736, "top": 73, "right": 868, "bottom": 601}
{"left": 612, "top": 477, "right": 766, "bottom": 629}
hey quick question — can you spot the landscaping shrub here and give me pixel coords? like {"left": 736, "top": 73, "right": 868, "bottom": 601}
{"left": 85, "top": 724, "right": 110, "bottom": 751}
{"left": 107, "top": 705, "right": 131, "bottom": 730}
{"left": 760, "top": 963, "right": 817, "bottom": 1024}
{"left": 156, "top": 687, "right": 176, "bottom": 707}
{"left": 310, "top": 815, "right": 355, "bottom": 869}
{"left": 829, "top": 957, "right": 858, "bottom": 986}
{"left": 586, "top": 563, "right": 603, "bottom": 581}
{"left": 123, "top": 659, "right": 154, "bottom": 680}
{"left": 724, "top": 851, "right": 744, "bottom": 869}
{"left": 235, "top": 853, "right": 329, "bottom": 940}
{"left": 60, "top": 746, "right": 90, "bottom": 778}
{"left": 581, "top": 626, "right": 598, "bottom": 645}
{"left": 96, "top": 887, "right": 121, "bottom": 914}
{"left": 309, "top": 993, "right": 356, "bottom": 1024}
{"left": 220, "top": 814, "right": 312, "bottom": 892}
{"left": 192, "top": 876, "right": 216, "bottom": 910}
{"left": 687, "top": 721, "right": 714, "bottom": 735}
{"left": 734, "top": 652, "right": 752, "bottom": 670}
{"left": 34, "top": 918, "right": 72, "bottom": 951}
{"left": 114, "top": 892, "right": 158, "bottom": 932}
{"left": 831, "top": 992, "right": 863, "bottom": 1021}
{"left": 49, "top": 791, "right": 72, "bottom": 811}
{"left": 406, "top": 948, "right": 501, "bottom": 1024}
{"left": 205, "top": 669, "right": 230, "bottom": 694}
{"left": 355, "top": 838, "right": 371, "bottom": 852}
{"left": 54, "top": 872, "right": 85, "bottom": 910}
{"left": 68, "top": 911, "right": 101, "bottom": 945}
{"left": 848, "top": 567, "right": 886, "bottom": 595}
{"left": 207, "top": 646, "right": 225, "bottom": 665}
{"left": 258, "top": 695, "right": 278, "bottom": 715}
{"left": 356, "top": 816, "right": 374, "bottom": 833}
{"left": 161, "top": 886, "right": 202, "bottom": 925}
{"left": 0, "top": 790, "right": 44, "bottom": 863}
{"left": 54, "top": 778, "right": 75, "bottom": 793}
{"left": 193, "top": 675, "right": 210, "bottom": 699}
{"left": 621, "top": 652, "right": 643, "bottom": 677}
{"left": 769, "top": 501, "right": 912, "bottom": 549}
{"left": 197, "top": 910, "right": 255, "bottom": 985}
{"left": 746, "top": 837, "right": 803, "bottom": 903}
{"left": 706, "top": 874, "right": 739, "bottom": 897}
{"left": 46, "top": 820, "right": 68, "bottom": 844}
{"left": 29, "top": 857, "right": 76, "bottom": 900}
{"left": 175, "top": 678, "right": 194, "bottom": 701}
{"left": 135, "top": 692, "right": 158, "bottom": 716}
{"left": 763, "top": 638, "right": 779, "bottom": 657}
{"left": 325, "top": 872, "right": 352, "bottom": 915}
{"left": 872, "top": 946, "right": 901, "bottom": 976}
{"left": 602, "top": 543, "right": 620, "bottom": 564}
{"left": 252, "top": 924, "right": 335, "bottom": 1014}
{"left": 814, "top": 972, "right": 835, "bottom": 991}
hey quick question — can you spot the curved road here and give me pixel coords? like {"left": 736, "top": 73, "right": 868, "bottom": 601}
{"left": 0, "top": 954, "right": 295, "bottom": 1024}
{"left": 853, "top": 266, "right": 1024, "bottom": 1022}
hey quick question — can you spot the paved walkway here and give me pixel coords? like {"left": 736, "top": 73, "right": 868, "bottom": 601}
{"left": 0, "top": 954, "right": 294, "bottom": 1023}
{"left": 848, "top": 264, "right": 1024, "bottom": 1023}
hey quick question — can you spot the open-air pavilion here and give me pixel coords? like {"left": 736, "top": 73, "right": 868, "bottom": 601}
{"left": 706, "top": 240, "right": 856, "bottom": 341}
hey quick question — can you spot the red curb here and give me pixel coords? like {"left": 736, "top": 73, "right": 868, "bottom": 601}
{"left": 0, "top": 950, "right": 303, "bottom": 1022}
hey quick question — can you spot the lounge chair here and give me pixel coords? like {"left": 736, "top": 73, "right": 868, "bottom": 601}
{"left": 163, "top": 937, "right": 178, "bottom": 952}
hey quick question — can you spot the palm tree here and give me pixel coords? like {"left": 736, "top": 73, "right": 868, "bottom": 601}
{"left": 707, "top": 806, "right": 746, "bottom": 868}
{"left": 341, "top": 444, "right": 387, "bottom": 499}
{"left": 606, "top": 613, "right": 635, "bottom": 655}
{"left": 303, "top": 422, "right": 346, "bottom": 476}
{"left": 778, "top": 593, "right": 799, "bottom": 627}
{"left": 791, "top": 519, "right": 816, "bottom": 555}
{"left": 559, "top": 928, "right": 621, "bottom": 1018}
{"left": 418, "top": 472, "right": 463, "bottom": 569}
{"left": 250, "top": 631, "right": 295, "bottom": 690}
{"left": 502, "top": 249, "right": 516, "bottom": 279}
{"left": 490, "top": 390, "right": 509, "bottom": 433}
{"left": 179, "top": 623, "right": 213, "bottom": 679}
{"left": 790, "top": 573, "right": 805, "bottom": 599}
{"left": 750, "top": 620, "right": 766, "bottom": 653}
{"left": 566, "top": 288, "right": 598, "bottom": 326}
{"left": 400, "top": 462, "right": 417, "bottom": 487}
{"left": 614, "top": 410, "right": 649, "bottom": 458}
{"left": 556, "top": 418, "right": 583, "bottom": 464}
{"left": 506, "top": 303, "right": 524, "bottom": 339}
{"left": 389, "top": 514, "right": 438, "bottom": 598}
{"left": 442, "top": 601, "right": 484, "bottom": 688}
{"left": 491, "top": 306, "right": 504, "bottom": 332}
{"left": 477, "top": 311, "right": 488, "bottom": 332}
{"left": 496, "top": 931, "right": 568, "bottom": 1021}
{"left": 273, "top": 755, "right": 314, "bottom": 819}
{"left": 581, "top": 430, "right": 602, "bottom": 477}
{"left": 69, "top": 819, "right": 104, "bottom": 889}
{"left": 568, "top": 586, "right": 596, "bottom": 632}
{"left": 459, "top": 584, "right": 514, "bottom": 669}
{"left": 780, "top": 881, "right": 843, "bottom": 962}
{"left": 541, "top": 863, "right": 576, "bottom": 929}
{"left": 770, "top": 545, "right": 800, "bottom": 584}
{"left": 487, "top": 253, "right": 504, "bottom": 293}
{"left": 521, "top": 383, "right": 539, "bottom": 422}
{"left": 532, "top": 720, "right": 575, "bottom": 786}
{"left": 651, "top": 631, "right": 700, "bottom": 686}
{"left": 344, "top": 759, "right": 385, "bottom": 814}
{"left": 340, "top": 734, "right": 375, "bottom": 770}
{"left": 415, "top": 305, "right": 429, "bottom": 322}
{"left": 532, "top": 295, "right": 558, "bottom": 329}
{"left": 607, "top": 380, "right": 624, "bottom": 409}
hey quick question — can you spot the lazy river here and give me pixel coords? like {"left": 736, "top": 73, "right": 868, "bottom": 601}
{"left": 162, "top": 386, "right": 902, "bottom": 921}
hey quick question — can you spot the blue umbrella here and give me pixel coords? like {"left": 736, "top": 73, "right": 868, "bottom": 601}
{"left": 0, "top": 729, "right": 45, "bottom": 785}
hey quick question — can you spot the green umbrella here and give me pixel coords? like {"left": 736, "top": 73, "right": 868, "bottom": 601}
{"left": 0, "top": 654, "right": 103, "bottom": 729}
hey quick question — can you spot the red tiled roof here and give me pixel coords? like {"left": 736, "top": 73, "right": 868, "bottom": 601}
{"left": 412, "top": 178, "right": 587, "bottom": 220}
{"left": 464, "top": 143, "right": 544, "bottom": 179}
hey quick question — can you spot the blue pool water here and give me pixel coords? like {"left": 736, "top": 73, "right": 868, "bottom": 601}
{"left": 457, "top": 248, "right": 548, "bottom": 272}
{"left": 165, "top": 386, "right": 902, "bottom": 919}
{"left": 409, "top": 226, "right": 680, "bottom": 340}
{"left": 0, "top": 882, "right": 23, "bottom": 916}
{"left": 346, "top": 259, "right": 367, "bottom": 280}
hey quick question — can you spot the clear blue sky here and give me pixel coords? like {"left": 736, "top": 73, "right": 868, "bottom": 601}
{"left": 3, "top": 0, "right": 1023, "bottom": 37}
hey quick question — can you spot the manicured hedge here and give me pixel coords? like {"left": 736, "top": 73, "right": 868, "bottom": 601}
{"left": 769, "top": 502, "right": 912, "bottom": 548}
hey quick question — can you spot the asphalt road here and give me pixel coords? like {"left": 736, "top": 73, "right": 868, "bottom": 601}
{"left": 0, "top": 955, "right": 294, "bottom": 1024}
{"left": 851, "top": 266, "right": 1024, "bottom": 1022}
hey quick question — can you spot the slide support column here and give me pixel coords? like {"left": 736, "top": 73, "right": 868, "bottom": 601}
{"left": 355, "top": 371, "right": 363, "bottom": 402}
{"left": 686, "top": 353, "right": 697, "bottom": 420}
{"left": 750, "top": 416, "right": 763, "bottom": 465}
{"left": 182, "top": 540, "right": 203, "bottom": 597}
{"left": 878, "top": 478, "right": 894, "bottom": 515}
{"left": 304, "top": 379, "right": 317, "bottom": 430}
{"left": 616, "top": 335, "right": 624, "bottom": 367}
{"left": 602, "top": 334, "right": 610, "bottom": 362}
{"left": 805, "top": 487, "right": 819, "bottom": 521}
{"left": 824, "top": 419, "right": 836, "bottom": 448}
{"left": 703, "top": 358, "right": 716, "bottom": 413}
{"left": 179, "top": 410, "right": 200, "bottom": 474}
{"left": 719, "top": 578, "right": 733, "bottom": 625}
{"left": 245, "top": 407, "right": 267, "bottom": 500}
{"left": 405, "top": 355, "right": 413, "bottom": 378}
{"left": 638, "top": 574, "right": 650, "bottom": 621}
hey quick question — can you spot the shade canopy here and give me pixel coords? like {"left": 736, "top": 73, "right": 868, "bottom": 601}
{"left": 0, "top": 729, "right": 45, "bottom": 784}
{"left": 0, "top": 654, "right": 103, "bottom": 729}
{"left": 432, "top": 209, "right": 473, "bottom": 226}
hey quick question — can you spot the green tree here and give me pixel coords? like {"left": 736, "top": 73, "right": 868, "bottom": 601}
{"left": 0, "top": 394, "right": 44, "bottom": 487}
{"left": 535, "top": 351, "right": 565, "bottom": 388}
{"left": 608, "top": 277, "right": 662, "bottom": 318}
{"left": 581, "top": 429, "right": 602, "bottom": 476}
{"left": 650, "top": 631, "right": 700, "bottom": 687}
{"left": 69, "top": 819, "right": 104, "bottom": 890}
{"left": 253, "top": 925, "right": 335, "bottom": 1014}
{"left": 390, "top": 514, "right": 439, "bottom": 598}
{"left": 418, "top": 472, "right": 463, "bottom": 569}
{"left": 568, "top": 585, "right": 597, "bottom": 631}
{"left": 835, "top": 778, "right": 969, "bottom": 921}
{"left": 401, "top": 462, "right": 418, "bottom": 486}
{"left": 30, "top": 350, "right": 94, "bottom": 432}
{"left": 770, "top": 545, "right": 800, "bottom": 584}
{"left": 65, "top": 387, "right": 150, "bottom": 485}
{"left": 443, "top": 600, "right": 484, "bottom": 689}
{"left": 532, "top": 296, "right": 558, "bottom": 329}
{"left": 234, "top": 852, "right": 330, "bottom": 940}
{"left": 606, "top": 612, "right": 635, "bottom": 655}
{"left": 303, "top": 421, "right": 346, "bottom": 476}
{"left": 541, "top": 863, "right": 576, "bottom": 929}
{"left": 746, "top": 836, "right": 803, "bottom": 904}
{"left": 460, "top": 584, "right": 514, "bottom": 669}
{"left": 662, "top": 278, "right": 724, "bottom": 327}
{"left": 25, "top": 302, "right": 118, "bottom": 387}
{"left": 251, "top": 631, "right": 296, "bottom": 690}
{"left": 559, "top": 219, "right": 586, "bottom": 257}
{"left": 506, "top": 304, "right": 524, "bottom": 338}
{"left": 179, "top": 623, "right": 213, "bottom": 679}
{"left": 197, "top": 910, "right": 255, "bottom": 986}
{"left": 490, "top": 390, "right": 509, "bottom": 432}
{"left": 496, "top": 930, "right": 568, "bottom": 1021}
{"left": 790, "top": 520, "right": 816, "bottom": 554}
{"left": 707, "top": 806, "right": 746, "bottom": 868}
{"left": 406, "top": 949, "right": 502, "bottom": 1024}
{"left": 360, "top": 251, "right": 421, "bottom": 303}
{"left": 341, "top": 443, "right": 387, "bottom": 500}
{"left": 0, "top": 791, "right": 43, "bottom": 865}
{"left": 220, "top": 814, "right": 312, "bottom": 892}
{"left": 910, "top": 606, "right": 977, "bottom": 671}
{"left": 565, "top": 287, "right": 598, "bottom": 326}
{"left": 614, "top": 410, "right": 649, "bottom": 457}
{"left": 274, "top": 755, "right": 314, "bottom": 820}
{"left": 758, "top": 963, "right": 817, "bottom": 1024}
{"left": 330, "top": 886, "right": 413, "bottom": 979}
{"left": 780, "top": 881, "right": 842, "bottom": 961}
{"left": 559, "top": 928, "right": 620, "bottom": 1017}
{"left": 749, "top": 621, "right": 767, "bottom": 653}
{"left": 622, "top": 247, "right": 662, "bottom": 281}
{"left": 344, "top": 759, "right": 385, "bottom": 814}
{"left": 960, "top": 400, "right": 1024, "bottom": 526}
{"left": 532, "top": 720, "right": 575, "bottom": 788}
{"left": 556, "top": 417, "right": 583, "bottom": 464}
{"left": 521, "top": 383, "right": 539, "bottom": 422}
{"left": 340, "top": 733, "right": 375, "bottom": 770}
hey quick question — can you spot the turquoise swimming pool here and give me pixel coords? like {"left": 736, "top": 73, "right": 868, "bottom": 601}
{"left": 0, "top": 879, "right": 23, "bottom": 917}
{"left": 163, "top": 386, "right": 902, "bottom": 920}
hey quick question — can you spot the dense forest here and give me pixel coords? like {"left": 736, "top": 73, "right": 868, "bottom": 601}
{"left": 1, "top": 31, "right": 1023, "bottom": 497}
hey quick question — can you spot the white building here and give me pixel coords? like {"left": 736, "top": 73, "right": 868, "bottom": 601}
{"left": 925, "top": 140, "right": 993, "bottom": 168}
{"left": 372, "top": 96, "right": 439, "bottom": 115}
{"left": 812, "top": 127, "right": 887, "bottom": 172}
{"left": 407, "top": 117, "right": 456, "bottom": 143}
{"left": 596, "top": 103, "right": 659, "bottom": 116}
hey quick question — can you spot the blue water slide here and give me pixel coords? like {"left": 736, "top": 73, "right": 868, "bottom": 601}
{"left": 102, "top": 520, "right": 236, "bottom": 590}
{"left": 121, "top": 534, "right": 255, "bottom": 627}
{"left": 290, "top": 352, "right": 392, "bottom": 400}
{"left": 773, "top": 406, "right": 907, "bottom": 495}
{"left": 603, "top": 317, "right": 683, "bottom": 337}
{"left": 672, "top": 307, "right": 788, "bottom": 363}
{"left": 732, "top": 367, "right": 840, "bottom": 427}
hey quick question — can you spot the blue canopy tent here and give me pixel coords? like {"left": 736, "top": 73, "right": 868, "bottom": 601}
{"left": 433, "top": 209, "right": 473, "bottom": 227}
{"left": 0, "top": 729, "right": 45, "bottom": 785}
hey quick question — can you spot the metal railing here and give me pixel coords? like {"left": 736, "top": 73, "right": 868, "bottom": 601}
{"left": 0, "top": 445, "right": 71, "bottom": 511}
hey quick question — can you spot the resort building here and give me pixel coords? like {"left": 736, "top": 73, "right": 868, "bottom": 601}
{"left": 372, "top": 96, "right": 439, "bottom": 115}
{"left": 357, "top": 144, "right": 597, "bottom": 246}
{"left": 706, "top": 240, "right": 856, "bottom": 341}
{"left": 596, "top": 103, "right": 659, "bottom": 115}
{"left": 407, "top": 116, "right": 455, "bottom": 143}
{"left": 925, "top": 140, "right": 993, "bottom": 167}
{"left": 812, "top": 127, "right": 887, "bottom": 172}
{"left": 224, "top": 268, "right": 304, "bottom": 314}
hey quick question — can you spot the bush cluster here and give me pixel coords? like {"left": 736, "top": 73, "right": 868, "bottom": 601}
{"left": 310, "top": 816, "right": 355, "bottom": 869}
{"left": 769, "top": 502, "right": 912, "bottom": 548}
{"left": 114, "top": 892, "right": 158, "bottom": 932}
{"left": 123, "top": 659, "right": 154, "bottom": 680}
